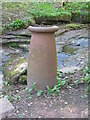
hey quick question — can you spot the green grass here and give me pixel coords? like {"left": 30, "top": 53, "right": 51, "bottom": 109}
{"left": 2, "top": 2, "right": 89, "bottom": 33}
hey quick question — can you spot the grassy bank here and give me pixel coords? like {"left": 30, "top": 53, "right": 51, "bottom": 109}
{"left": 1, "top": 2, "right": 90, "bottom": 33}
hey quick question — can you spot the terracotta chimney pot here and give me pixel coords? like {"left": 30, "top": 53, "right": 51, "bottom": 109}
{"left": 27, "top": 26, "right": 59, "bottom": 90}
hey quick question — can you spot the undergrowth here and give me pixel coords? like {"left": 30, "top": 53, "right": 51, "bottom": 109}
{"left": 2, "top": 2, "right": 89, "bottom": 33}
{"left": 3, "top": 65, "right": 89, "bottom": 102}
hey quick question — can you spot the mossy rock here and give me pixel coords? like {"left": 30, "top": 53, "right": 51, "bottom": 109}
{"left": 62, "top": 45, "right": 78, "bottom": 55}
{"left": 19, "top": 75, "right": 27, "bottom": 84}
{"left": 3, "top": 57, "right": 28, "bottom": 84}
{"left": 65, "top": 23, "right": 86, "bottom": 30}
{"left": 35, "top": 13, "right": 71, "bottom": 24}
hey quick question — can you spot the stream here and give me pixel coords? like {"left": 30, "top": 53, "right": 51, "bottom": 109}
{"left": 57, "top": 37, "right": 88, "bottom": 68}
{"left": 1, "top": 37, "right": 88, "bottom": 71}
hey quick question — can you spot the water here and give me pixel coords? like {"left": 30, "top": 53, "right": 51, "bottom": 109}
{"left": 1, "top": 37, "right": 88, "bottom": 71}
{"left": 57, "top": 37, "right": 88, "bottom": 69}
{"left": 57, "top": 52, "right": 70, "bottom": 69}
{"left": 72, "top": 37, "right": 88, "bottom": 48}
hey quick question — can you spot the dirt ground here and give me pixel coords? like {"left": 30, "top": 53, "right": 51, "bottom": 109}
{"left": 2, "top": 70, "right": 88, "bottom": 118}
{"left": 7, "top": 85, "right": 88, "bottom": 118}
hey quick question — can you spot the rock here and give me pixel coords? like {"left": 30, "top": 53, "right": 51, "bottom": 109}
{"left": 0, "top": 29, "right": 31, "bottom": 45}
{"left": 56, "top": 28, "right": 87, "bottom": 44}
{"left": 0, "top": 97, "right": 14, "bottom": 118}
{"left": 65, "top": 23, "right": 86, "bottom": 30}
{"left": 62, "top": 45, "right": 78, "bottom": 55}
{"left": 81, "top": 108, "right": 88, "bottom": 118}
{"left": 59, "top": 66, "right": 81, "bottom": 73}
{"left": 57, "top": 42, "right": 65, "bottom": 45}
{"left": 6, "top": 29, "right": 31, "bottom": 37}
{"left": 3, "top": 57, "right": 28, "bottom": 83}
{"left": 56, "top": 45, "right": 64, "bottom": 53}
{"left": 1, "top": 38, "right": 30, "bottom": 45}
{"left": 55, "top": 29, "right": 69, "bottom": 36}
{"left": 0, "top": 35, "right": 19, "bottom": 39}
{"left": 63, "top": 47, "right": 88, "bottom": 68}
{"left": 19, "top": 75, "right": 27, "bottom": 84}
{"left": 18, "top": 44, "right": 29, "bottom": 51}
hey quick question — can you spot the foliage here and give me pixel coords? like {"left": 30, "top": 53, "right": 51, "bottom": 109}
{"left": 29, "top": 67, "right": 89, "bottom": 97}
{"left": 28, "top": 3, "right": 70, "bottom": 18}
{"left": 3, "top": 18, "right": 35, "bottom": 31}
{"left": 3, "top": 81, "right": 9, "bottom": 86}
{"left": 5, "top": 94, "right": 20, "bottom": 103}
{"left": 4, "top": 65, "right": 89, "bottom": 99}
{"left": 4, "top": 19, "right": 27, "bottom": 30}
{"left": 8, "top": 43, "right": 19, "bottom": 48}
{"left": 83, "top": 66, "right": 90, "bottom": 84}
{"left": 2, "top": 2, "right": 89, "bottom": 32}
{"left": 27, "top": 82, "right": 37, "bottom": 93}
{"left": 71, "top": 11, "right": 89, "bottom": 23}
{"left": 0, "top": 27, "right": 5, "bottom": 35}
{"left": 37, "top": 90, "right": 43, "bottom": 97}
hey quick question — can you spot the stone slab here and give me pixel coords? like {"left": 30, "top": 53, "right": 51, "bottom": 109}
{"left": 6, "top": 29, "right": 31, "bottom": 37}
{"left": 0, "top": 97, "right": 14, "bottom": 119}
{"left": 1, "top": 38, "right": 30, "bottom": 45}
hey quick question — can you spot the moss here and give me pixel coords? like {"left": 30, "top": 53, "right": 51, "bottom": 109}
{"left": 8, "top": 43, "right": 19, "bottom": 48}
{"left": 14, "top": 58, "right": 27, "bottom": 69}
{"left": 10, "top": 70, "right": 19, "bottom": 77}
{"left": 3, "top": 57, "right": 27, "bottom": 83}
{"left": 19, "top": 75, "right": 27, "bottom": 84}
{"left": 3, "top": 58, "right": 14, "bottom": 78}
{"left": 65, "top": 23, "right": 85, "bottom": 30}
{"left": 62, "top": 45, "right": 77, "bottom": 55}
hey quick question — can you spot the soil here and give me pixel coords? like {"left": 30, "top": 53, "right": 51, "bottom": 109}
{"left": 2, "top": 71, "right": 88, "bottom": 118}
{"left": 6, "top": 85, "right": 88, "bottom": 118}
